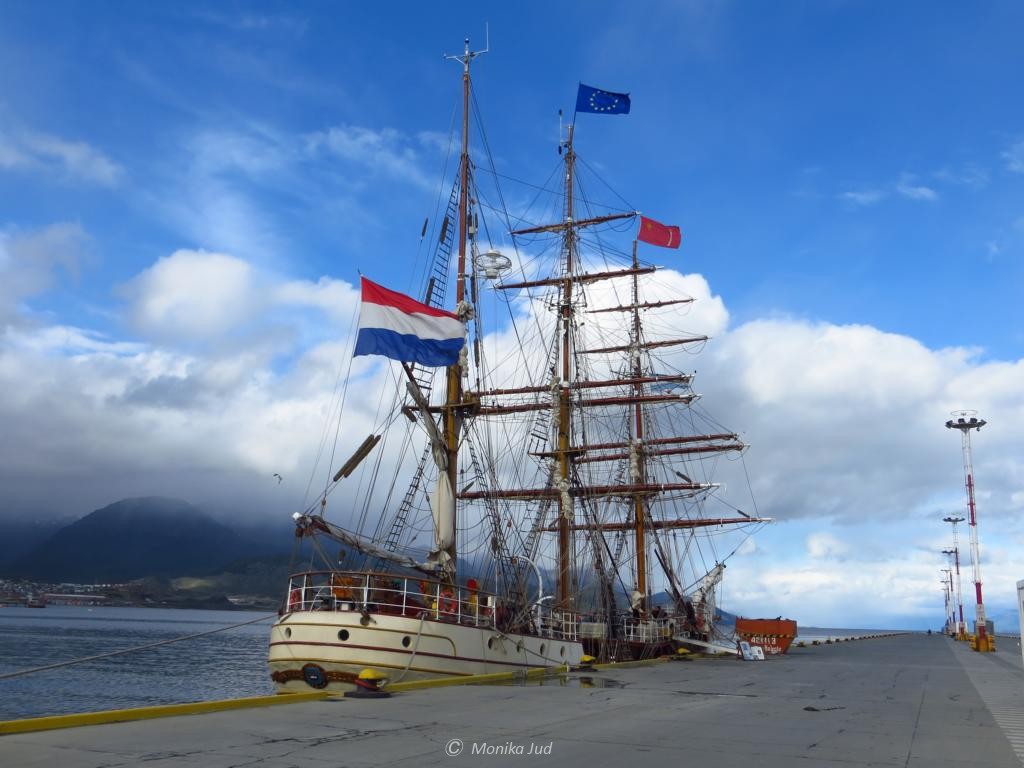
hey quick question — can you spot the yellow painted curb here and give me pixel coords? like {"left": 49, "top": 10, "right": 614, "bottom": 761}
{"left": 0, "top": 691, "right": 330, "bottom": 736}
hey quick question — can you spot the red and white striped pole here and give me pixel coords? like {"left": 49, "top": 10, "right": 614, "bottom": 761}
{"left": 945, "top": 411, "right": 991, "bottom": 652}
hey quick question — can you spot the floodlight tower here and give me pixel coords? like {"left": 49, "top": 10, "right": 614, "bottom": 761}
{"left": 940, "top": 569, "right": 953, "bottom": 634}
{"left": 945, "top": 411, "right": 991, "bottom": 652}
{"left": 942, "top": 531, "right": 965, "bottom": 640}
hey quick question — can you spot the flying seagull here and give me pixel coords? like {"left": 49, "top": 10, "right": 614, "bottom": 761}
{"left": 273, "top": 473, "right": 283, "bottom": 484}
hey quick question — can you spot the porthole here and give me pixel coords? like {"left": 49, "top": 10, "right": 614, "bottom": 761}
{"left": 284, "top": 628, "right": 292, "bottom": 639}
{"left": 338, "top": 629, "right": 350, "bottom": 641}
{"left": 540, "top": 643, "right": 546, "bottom": 655}
{"left": 516, "top": 640, "right": 524, "bottom": 653}
{"left": 402, "top": 636, "right": 411, "bottom": 648}
{"left": 559, "top": 646, "right": 565, "bottom": 658}
{"left": 488, "top": 637, "right": 495, "bottom": 650}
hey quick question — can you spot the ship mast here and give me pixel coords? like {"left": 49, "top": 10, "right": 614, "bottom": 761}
{"left": 555, "top": 124, "right": 577, "bottom": 607}
{"left": 442, "top": 37, "right": 485, "bottom": 581}
{"left": 629, "top": 240, "right": 648, "bottom": 609}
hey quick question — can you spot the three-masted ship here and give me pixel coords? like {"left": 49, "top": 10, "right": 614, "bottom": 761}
{"left": 268, "top": 40, "right": 768, "bottom": 693}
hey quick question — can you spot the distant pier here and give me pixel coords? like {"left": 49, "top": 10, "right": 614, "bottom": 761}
{"left": 2, "top": 633, "right": 1023, "bottom": 767}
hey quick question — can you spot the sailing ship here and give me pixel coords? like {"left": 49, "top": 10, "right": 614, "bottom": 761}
{"left": 268, "top": 40, "right": 769, "bottom": 693}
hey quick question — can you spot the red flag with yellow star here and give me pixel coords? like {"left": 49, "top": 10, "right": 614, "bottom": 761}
{"left": 638, "top": 216, "right": 681, "bottom": 249}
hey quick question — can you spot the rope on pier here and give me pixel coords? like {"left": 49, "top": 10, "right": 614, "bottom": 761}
{"left": 0, "top": 613, "right": 277, "bottom": 681}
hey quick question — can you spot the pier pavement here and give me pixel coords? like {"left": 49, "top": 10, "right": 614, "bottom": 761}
{"left": 2, "top": 633, "right": 1024, "bottom": 767}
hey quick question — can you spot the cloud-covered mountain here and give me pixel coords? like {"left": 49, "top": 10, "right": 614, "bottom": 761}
{"left": 7, "top": 497, "right": 286, "bottom": 583}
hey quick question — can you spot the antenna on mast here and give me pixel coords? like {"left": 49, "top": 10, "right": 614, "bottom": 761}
{"left": 443, "top": 24, "right": 490, "bottom": 66}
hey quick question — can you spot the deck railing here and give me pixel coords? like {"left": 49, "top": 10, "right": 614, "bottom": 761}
{"left": 283, "top": 570, "right": 579, "bottom": 641}
{"left": 620, "top": 616, "right": 676, "bottom": 642}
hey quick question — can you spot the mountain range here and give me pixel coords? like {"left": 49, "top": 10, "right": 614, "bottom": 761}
{"left": 2, "top": 496, "right": 292, "bottom": 583}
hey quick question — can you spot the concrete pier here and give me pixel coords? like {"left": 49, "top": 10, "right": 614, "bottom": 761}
{"left": 2, "top": 633, "right": 1024, "bottom": 767}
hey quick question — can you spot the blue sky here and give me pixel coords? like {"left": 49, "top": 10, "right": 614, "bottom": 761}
{"left": 5, "top": 1, "right": 1023, "bottom": 353}
{"left": 3, "top": 1, "right": 1024, "bottom": 628}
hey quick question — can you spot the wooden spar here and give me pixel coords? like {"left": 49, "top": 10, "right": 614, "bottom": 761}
{"left": 532, "top": 434, "right": 741, "bottom": 456}
{"left": 543, "top": 517, "right": 769, "bottom": 533}
{"left": 465, "top": 374, "right": 691, "bottom": 399}
{"left": 509, "top": 210, "right": 636, "bottom": 236}
{"left": 457, "top": 481, "right": 714, "bottom": 501}
{"left": 332, "top": 434, "right": 382, "bottom": 481}
{"left": 581, "top": 336, "right": 709, "bottom": 354}
{"left": 471, "top": 392, "right": 696, "bottom": 417}
{"left": 496, "top": 266, "right": 654, "bottom": 291}
{"left": 587, "top": 298, "right": 694, "bottom": 314}
{"left": 568, "top": 433, "right": 742, "bottom": 452}
{"left": 574, "top": 442, "right": 745, "bottom": 464}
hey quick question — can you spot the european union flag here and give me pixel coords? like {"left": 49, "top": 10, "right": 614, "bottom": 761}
{"left": 576, "top": 83, "right": 631, "bottom": 115}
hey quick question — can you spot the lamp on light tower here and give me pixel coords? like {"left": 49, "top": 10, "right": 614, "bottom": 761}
{"left": 945, "top": 411, "right": 992, "bottom": 652}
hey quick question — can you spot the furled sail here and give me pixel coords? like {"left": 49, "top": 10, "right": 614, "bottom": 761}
{"left": 430, "top": 469, "right": 455, "bottom": 572}
{"left": 404, "top": 376, "right": 455, "bottom": 576}
{"left": 292, "top": 514, "right": 434, "bottom": 573}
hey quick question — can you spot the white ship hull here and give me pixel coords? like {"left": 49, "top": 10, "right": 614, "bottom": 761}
{"left": 269, "top": 608, "right": 584, "bottom": 693}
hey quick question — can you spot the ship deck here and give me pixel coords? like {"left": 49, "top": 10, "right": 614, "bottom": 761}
{"left": 3, "top": 633, "right": 1024, "bottom": 767}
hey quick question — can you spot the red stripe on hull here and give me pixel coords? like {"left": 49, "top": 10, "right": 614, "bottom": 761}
{"left": 269, "top": 639, "right": 559, "bottom": 669}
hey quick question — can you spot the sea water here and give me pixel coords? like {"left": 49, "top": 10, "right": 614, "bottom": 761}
{"left": 795, "top": 626, "right": 894, "bottom": 643}
{"left": 0, "top": 606, "right": 274, "bottom": 720}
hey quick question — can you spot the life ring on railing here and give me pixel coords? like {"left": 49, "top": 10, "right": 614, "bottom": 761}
{"left": 288, "top": 588, "right": 302, "bottom": 612}
{"left": 330, "top": 575, "right": 353, "bottom": 600}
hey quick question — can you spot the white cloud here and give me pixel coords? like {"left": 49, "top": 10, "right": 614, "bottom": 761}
{"left": 275, "top": 276, "right": 360, "bottom": 322}
{"left": 841, "top": 171, "right": 946, "bottom": 208}
{"left": 0, "top": 129, "right": 122, "bottom": 186}
{"left": 0, "top": 222, "right": 88, "bottom": 322}
{"left": 119, "top": 249, "right": 363, "bottom": 347}
{"left": 840, "top": 189, "right": 886, "bottom": 206}
{"left": 806, "top": 531, "right": 848, "bottom": 559}
{"left": 896, "top": 173, "right": 938, "bottom": 201}
{"left": 1003, "top": 139, "right": 1024, "bottom": 173}
{"left": 190, "top": 129, "right": 293, "bottom": 178}
{"left": 122, "top": 250, "right": 257, "bottom": 339}
{"left": 6, "top": 324, "right": 145, "bottom": 356}
{"left": 933, "top": 163, "right": 989, "bottom": 189}
{"left": 194, "top": 9, "right": 308, "bottom": 36}
{"left": 148, "top": 122, "right": 436, "bottom": 264}
{"left": 6, "top": 241, "right": 1024, "bottom": 627}
{"left": 305, "top": 125, "right": 433, "bottom": 189}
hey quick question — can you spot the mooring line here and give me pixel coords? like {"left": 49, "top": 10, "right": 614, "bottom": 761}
{"left": 0, "top": 613, "right": 277, "bottom": 681}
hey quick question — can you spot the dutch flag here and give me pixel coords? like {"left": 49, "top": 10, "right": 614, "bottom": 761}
{"left": 353, "top": 277, "right": 465, "bottom": 367}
